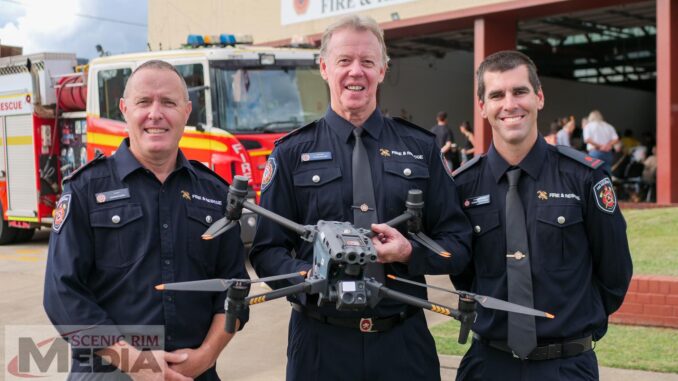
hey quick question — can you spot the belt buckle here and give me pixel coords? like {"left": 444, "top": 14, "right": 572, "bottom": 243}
{"left": 359, "top": 318, "right": 375, "bottom": 333}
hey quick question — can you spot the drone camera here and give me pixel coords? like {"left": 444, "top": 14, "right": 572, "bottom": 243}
{"left": 336, "top": 280, "right": 368, "bottom": 310}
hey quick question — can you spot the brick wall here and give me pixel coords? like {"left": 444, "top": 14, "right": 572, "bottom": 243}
{"left": 610, "top": 275, "right": 678, "bottom": 328}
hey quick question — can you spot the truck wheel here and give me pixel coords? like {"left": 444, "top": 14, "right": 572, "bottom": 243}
{"left": 14, "top": 228, "right": 35, "bottom": 243}
{"left": 0, "top": 203, "right": 18, "bottom": 245}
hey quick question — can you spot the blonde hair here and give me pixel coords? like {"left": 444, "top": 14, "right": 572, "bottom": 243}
{"left": 320, "top": 14, "right": 390, "bottom": 68}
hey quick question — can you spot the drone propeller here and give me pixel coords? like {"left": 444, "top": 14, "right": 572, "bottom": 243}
{"left": 202, "top": 217, "right": 239, "bottom": 240}
{"left": 386, "top": 275, "right": 554, "bottom": 319}
{"left": 155, "top": 271, "right": 307, "bottom": 292}
{"left": 408, "top": 232, "right": 452, "bottom": 258}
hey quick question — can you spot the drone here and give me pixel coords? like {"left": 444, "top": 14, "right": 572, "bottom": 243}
{"left": 156, "top": 175, "right": 554, "bottom": 343}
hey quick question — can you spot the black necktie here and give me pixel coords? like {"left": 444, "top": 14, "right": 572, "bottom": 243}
{"left": 505, "top": 168, "right": 537, "bottom": 359}
{"left": 352, "top": 128, "right": 384, "bottom": 282}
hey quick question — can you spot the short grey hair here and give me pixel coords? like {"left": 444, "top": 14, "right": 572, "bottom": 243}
{"left": 588, "top": 110, "right": 604, "bottom": 123}
{"left": 320, "top": 14, "right": 390, "bottom": 68}
{"left": 123, "top": 59, "right": 189, "bottom": 101}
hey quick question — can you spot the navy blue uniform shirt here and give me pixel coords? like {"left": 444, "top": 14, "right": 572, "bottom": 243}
{"left": 44, "top": 139, "right": 249, "bottom": 354}
{"left": 250, "top": 108, "right": 472, "bottom": 317}
{"left": 452, "top": 136, "right": 632, "bottom": 341}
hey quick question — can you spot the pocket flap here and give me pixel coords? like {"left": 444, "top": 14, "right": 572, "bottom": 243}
{"left": 383, "top": 161, "right": 429, "bottom": 179}
{"left": 187, "top": 204, "right": 223, "bottom": 227}
{"left": 293, "top": 166, "right": 342, "bottom": 187}
{"left": 90, "top": 204, "right": 143, "bottom": 228}
{"left": 537, "top": 205, "right": 583, "bottom": 227}
{"left": 468, "top": 209, "right": 500, "bottom": 236}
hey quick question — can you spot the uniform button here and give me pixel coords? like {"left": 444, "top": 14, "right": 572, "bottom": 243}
{"left": 403, "top": 168, "right": 412, "bottom": 177}
{"left": 312, "top": 175, "right": 320, "bottom": 183}
{"left": 111, "top": 215, "right": 121, "bottom": 224}
{"left": 163, "top": 223, "right": 169, "bottom": 229}
{"left": 164, "top": 259, "right": 171, "bottom": 265}
{"left": 474, "top": 225, "right": 481, "bottom": 233}
{"left": 206, "top": 215, "right": 213, "bottom": 223}
{"left": 557, "top": 216, "right": 566, "bottom": 225}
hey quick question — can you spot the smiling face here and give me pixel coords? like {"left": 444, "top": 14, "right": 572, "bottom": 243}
{"left": 120, "top": 67, "right": 191, "bottom": 166}
{"left": 478, "top": 65, "right": 544, "bottom": 148}
{"left": 320, "top": 27, "right": 386, "bottom": 124}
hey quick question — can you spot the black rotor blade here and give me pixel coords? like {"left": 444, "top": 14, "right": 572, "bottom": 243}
{"left": 248, "top": 271, "right": 307, "bottom": 284}
{"left": 409, "top": 232, "right": 452, "bottom": 258}
{"left": 387, "top": 274, "right": 554, "bottom": 319}
{"left": 470, "top": 294, "right": 554, "bottom": 319}
{"left": 202, "top": 219, "right": 238, "bottom": 240}
{"left": 156, "top": 279, "right": 233, "bottom": 292}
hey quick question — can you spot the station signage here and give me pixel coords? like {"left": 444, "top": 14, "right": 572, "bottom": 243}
{"left": 281, "top": 0, "right": 416, "bottom": 25}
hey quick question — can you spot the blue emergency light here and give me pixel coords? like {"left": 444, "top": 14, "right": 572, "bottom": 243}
{"left": 186, "top": 34, "right": 254, "bottom": 48}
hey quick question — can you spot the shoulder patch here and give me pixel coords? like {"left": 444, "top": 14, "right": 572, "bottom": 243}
{"left": 593, "top": 177, "right": 617, "bottom": 213}
{"left": 275, "top": 120, "right": 318, "bottom": 146}
{"left": 52, "top": 193, "right": 72, "bottom": 233}
{"left": 62, "top": 152, "right": 106, "bottom": 185}
{"left": 392, "top": 117, "right": 435, "bottom": 137}
{"left": 261, "top": 157, "right": 277, "bottom": 193}
{"left": 189, "top": 160, "right": 230, "bottom": 187}
{"left": 452, "top": 154, "right": 482, "bottom": 178}
{"left": 557, "top": 146, "right": 604, "bottom": 170}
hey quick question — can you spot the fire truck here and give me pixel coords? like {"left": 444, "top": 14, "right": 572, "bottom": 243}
{"left": 0, "top": 35, "right": 329, "bottom": 244}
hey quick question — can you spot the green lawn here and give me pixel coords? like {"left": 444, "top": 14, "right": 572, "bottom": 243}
{"left": 622, "top": 207, "right": 678, "bottom": 276}
{"left": 432, "top": 207, "right": 678, "bottom": 373}
{"left": 432, "top": 322, "right": 678, "bottom": 373}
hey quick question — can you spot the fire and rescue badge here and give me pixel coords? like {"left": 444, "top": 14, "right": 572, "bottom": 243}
{"left": 53, "top": 193, "right": 72, "bottom": 233}
{"left": 593, "top": 177, "right": 617, "bottom": 213}
{"left": 261, "top": 157, "right": 277, "bottom": 193}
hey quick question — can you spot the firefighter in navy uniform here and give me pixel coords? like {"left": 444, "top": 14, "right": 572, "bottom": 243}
{"left": 452, "top": 51, "right": 632, "bottom": 380}
{"left": 249, "top": 15, "right": 472, "bottom": 381}
{"left": 43, "top": 61, "right": 248, "bottom": 381}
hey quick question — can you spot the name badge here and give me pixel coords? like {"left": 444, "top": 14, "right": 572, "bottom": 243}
{"left": 463, "top": 195, "right": 491, "bottom": 208}
{"left": 301, "top": 152, "right": 332, "bottom": 162}
{"left": 95, "top": 188, "right": 131, "bottom": 204}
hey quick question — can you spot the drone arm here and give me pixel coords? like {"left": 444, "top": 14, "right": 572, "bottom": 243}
{"left": 246, "top": 281, "right": 314, "bottom": 306}
{"left": 243, "top": 200, "right": 311, "bottom": 239}
{"left": 367, "top": 211, "right": 414, "bottom": 238}
{"left": 367, "top": 280, "right": 460, "bottom": 320}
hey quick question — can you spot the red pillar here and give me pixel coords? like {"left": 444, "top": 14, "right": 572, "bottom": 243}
{"left": 473, "top": 17, "right": 517, "bottom": 154}
{"left": 656, "top": 0, "right": 678, "bottom": 204}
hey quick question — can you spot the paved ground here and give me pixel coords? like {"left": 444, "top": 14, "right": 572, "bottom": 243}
{"left": 1, "top": 230, "right": 677, "bottom": 380}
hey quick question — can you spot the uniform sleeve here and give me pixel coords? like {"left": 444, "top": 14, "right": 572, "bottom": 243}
{"left": 43, "top": 183, "right": 122, "bottom": 338}
{"left": 407, "top": 148, "right": 472, "bottom": 276}
{"left": 213, "top": 216, "right": 250, "bottom": 328}
{"left": 249, "top": 148, "right": 312, "bottom": 289}
{"left": 585, "top": 171, "right": 633, "bottom": 316}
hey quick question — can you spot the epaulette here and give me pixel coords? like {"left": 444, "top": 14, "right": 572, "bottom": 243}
{"left": 189, "top": 160, "right": 230, "bottom": 187}
{"left": 393, "top": 117, "right": 435, "bottom": 137}
{"left": 556, "top": 145, "right": 604, "bottom": 170}
{"left": 452, "top": 154, "right": 483, "bottom": 178}
{"left": 62, "top": 152, "right": 106, "bottom": 185}
{"left": 274, "top": 120, "right": 318, "bottom": 146}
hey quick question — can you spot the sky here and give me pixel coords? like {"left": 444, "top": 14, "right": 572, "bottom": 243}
{"left": 0, "top": 0, "right": 147, "bottom": 60}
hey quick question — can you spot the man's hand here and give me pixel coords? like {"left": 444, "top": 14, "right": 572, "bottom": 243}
{"left": 169, "top": 347, "right": 214, "bottom": 379}
{"left": 370, "top": 223, "right": 412, "bottom": 263}
{"left": 98, "top": 344, "right": 191, "bottom": 381}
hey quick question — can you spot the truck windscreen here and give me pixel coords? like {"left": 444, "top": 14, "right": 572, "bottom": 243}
{"left": 212, "top": 65, "right": 328, "bottom": 133}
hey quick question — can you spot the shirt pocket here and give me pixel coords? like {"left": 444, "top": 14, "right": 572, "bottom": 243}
{"left": 467, "top": 209, "right": 503, "bottom": 277}
{"left": 383, "top": 161, "right": 430, "bottom": 215}
{"left": 186, "top": 203, "right": 223, "bottom": 275}
{"left": 90, "top": 204, "right": 144, "bottom": 268}
{"left": 292, "top": 166, "right": 344, "bottom": 222}
{"left": 536, "top": 204, "right": 587, "bottom": 272}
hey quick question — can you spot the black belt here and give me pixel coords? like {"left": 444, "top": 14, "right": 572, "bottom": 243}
{"left": 473, "top": 333, "right": 593, "bottom": 361}
{"left": 291, "top": 304, "right": 419, "bottom": 333}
